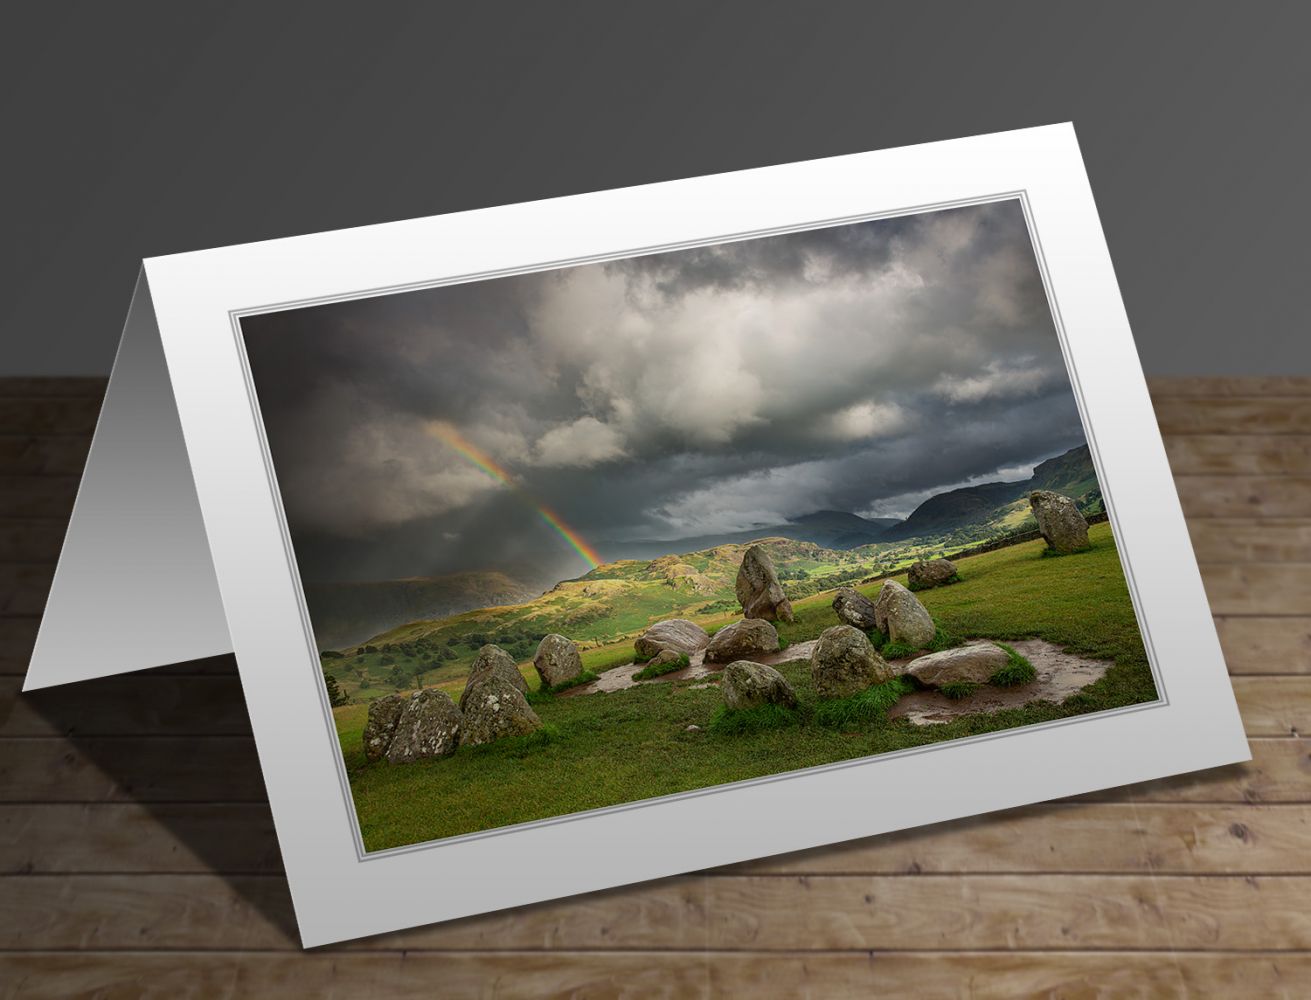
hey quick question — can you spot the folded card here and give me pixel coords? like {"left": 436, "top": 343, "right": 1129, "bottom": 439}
{"left": 26, "top": 124, "right": 1248, "bottom": 947}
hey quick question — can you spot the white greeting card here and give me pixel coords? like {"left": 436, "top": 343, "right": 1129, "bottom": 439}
{"left": 27, "top": 124, "right": 1247, "bottom": 947}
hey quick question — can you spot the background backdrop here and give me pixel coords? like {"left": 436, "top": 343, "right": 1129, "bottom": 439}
{"left": 4, "top": 0, "right": 1309, "bottom": 375}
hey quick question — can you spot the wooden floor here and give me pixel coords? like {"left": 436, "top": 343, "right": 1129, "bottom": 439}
{"left": 1, "top": 376, "right": 1309, "bottom": 998}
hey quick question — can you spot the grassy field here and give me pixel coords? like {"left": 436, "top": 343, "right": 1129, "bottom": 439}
{"left": 335, "top": 521, "right": 1155, "bottom": 852}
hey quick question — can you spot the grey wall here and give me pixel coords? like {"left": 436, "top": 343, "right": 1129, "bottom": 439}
{"left": 3, "top": 1, "right": 1308, "bottom": 376}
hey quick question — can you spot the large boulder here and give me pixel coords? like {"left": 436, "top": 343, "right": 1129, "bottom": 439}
{"left": 459, "top": 674, "right": 542, "bottom": 748}
{"left": 721, "top": 660, "right": 798, "bottom": 711}
{"left": 533, "top": 633, "right": 582, "bottom": 688}
{"left": 873, "top": 580, "right": 936, "bottom": 648}
{"left": 832, "top": 587, "right": 878, "bottom": 630}
{"left": 735, "top": 545, "right": 794, "bottom": 623}
{"left": 386, "top": 689, "right": 462, "bottom": 763}
{"left": 704, "top": 618, "right": 780, "bottom": 664}
{"left": 460, "top": 644, "right": 527, "bottom": 710}
{"left": 905, "top": 643, "right": 1009, "bottom": 689}
{"left": 908, "top": 558, "right": 958, "bottom": 590}
{"left": 810, "top": 625, "right": 893, "bottom": 699}
{"left": 362, "top": 693, "right": 405, "bottom": 762}
{"left": 635, "top": 618, "right": 711, "bottom": 660}
{"left": 1029, "top": 490, "right": 1090, "bottom": 554}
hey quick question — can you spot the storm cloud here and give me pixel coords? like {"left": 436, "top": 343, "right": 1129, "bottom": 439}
{"left": 242, "top": 198, "right": 1087, "bottom": 585}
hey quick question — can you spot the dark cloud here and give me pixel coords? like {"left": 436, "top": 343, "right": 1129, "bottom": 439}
{"left": 243, "top": 198, "right": 1086, "bottom": 584}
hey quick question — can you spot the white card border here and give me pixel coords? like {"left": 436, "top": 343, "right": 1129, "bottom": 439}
{"left": 143, "top": 124, "right": 1248, "bottom": 947}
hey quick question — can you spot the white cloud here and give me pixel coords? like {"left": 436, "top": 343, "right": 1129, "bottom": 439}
{"left": 533, "top": 416, "right": 627, "bottom": 467}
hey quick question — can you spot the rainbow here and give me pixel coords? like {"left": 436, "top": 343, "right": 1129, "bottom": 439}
{"left": 426, "top": 422, "right": 602, "bottom": 569}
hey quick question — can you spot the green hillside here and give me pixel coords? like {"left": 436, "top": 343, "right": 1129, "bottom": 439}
{"left": 335, "top": 521, "right": 1155, "bottom": 851}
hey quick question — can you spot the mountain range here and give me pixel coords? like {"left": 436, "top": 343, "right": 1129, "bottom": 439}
{"left": 310, "top": 444, "right": 1096, "bottom": 649}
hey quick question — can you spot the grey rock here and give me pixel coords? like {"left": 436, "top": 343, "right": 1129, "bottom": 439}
{"left": 635, "top": 618, "right": 711, "bottom": 659}
{"left": 460, "top": 644, "right": 527, "bottom": 710}
{"left": 386, "top": 689, "right": 462, "bottom": 763}
{"left": 721, "top": 660, "right": 799, "bottom": 711}
{"left": 908, "top": 558, "right": 959, "bottom": 590}
{"left": 873, "top": 580, "right": 936, "bottom": 648}
{"left": 704, "top": 618, "right": 780, "bottom": 664}
{"left": 832, "top": 586, "right": 878, "bottom": 630}
{"left": 533, "top": 633, "right": 582, "bottom": 688}
{"left": 810, "top": 625, "right": 893, "bottom": 699}
{"left": 458, "top": 674, "right": 542, "bottom": 748}
{"left": 362, "top": 693, "right": 405, "bottom": 762}
{"left": 905, "top": 643, "right": 1010, "bottom": 688}
{"left": 685, "top": 724, "right": 703, "bottom": 733}
{"left": 735, "top": 545, "right": 795, "bottom": 623}
{"left": 643, "top": 649, "right": 686, "bottom": 672}
{"left": 1029, "top": 490, "right": 1090, "bottom": 554}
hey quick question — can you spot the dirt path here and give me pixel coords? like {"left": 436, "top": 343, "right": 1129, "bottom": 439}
{"left": 887, "top": 638, "right": 1113, "bottom": 725}
{"left": 565, "top": 639, "right": 819, "bottom": 696}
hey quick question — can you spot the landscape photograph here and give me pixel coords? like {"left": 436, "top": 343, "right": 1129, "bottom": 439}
{"left": 240, "top": 199, "right": 1158, "bottom": 853}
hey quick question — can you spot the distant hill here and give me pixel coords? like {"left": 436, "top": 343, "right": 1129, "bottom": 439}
{"left": 617, "top": 510, "right": 899, "bottom": 558}
{"left": 881, "top": 445, "right": 1096, "bottom": 541}
{"left": 306, "top": 571, "right": 539, "bottom": 649}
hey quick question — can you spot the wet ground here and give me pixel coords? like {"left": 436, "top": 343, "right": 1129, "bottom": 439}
{"left": 886, "top": 638, "right": 1112, "bottom": 725}
{"left": 564, "top": 639, "right": 819, "bottom": 695}
{"left": 567, "top": 635, "right": 1113, "bottom": 722}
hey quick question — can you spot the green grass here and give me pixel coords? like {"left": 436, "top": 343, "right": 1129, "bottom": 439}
{"left": 708, "top": 702, "right": 804, "bottom": 735}
{"left": 880, "top": 627, "right": 961, "bottom": 660}
{"left": 336, "top": 522, "right": 1157, "bottom": 852}
{"left": 633, "top": 653, "right": 691, "bottom": 681}
{"left": 940, "top": 680, "right": 981, "bottom": 699}
{"left": 812, "top": 677, "right": 916, "bottom": 728}
{"left": 990, "top": 643, "right": 1037, "bottom": 687}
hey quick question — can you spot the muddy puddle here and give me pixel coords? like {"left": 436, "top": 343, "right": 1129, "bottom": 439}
{"left": 887, "top": 638, "right": 1112, "bottom": 726}
{"left": 565, "top": 639, "right": 818, "bottom": 696}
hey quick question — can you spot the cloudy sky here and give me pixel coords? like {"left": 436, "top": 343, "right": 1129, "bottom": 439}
{"left": 243, "top": 199, "right": 1088, "bottom": 585}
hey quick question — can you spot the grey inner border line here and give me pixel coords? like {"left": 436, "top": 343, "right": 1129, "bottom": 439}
{"left": 228, "top": 189, "right": 1168, "bottom": 865}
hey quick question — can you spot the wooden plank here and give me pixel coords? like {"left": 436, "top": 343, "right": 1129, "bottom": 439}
{"left": 1216, "top": 617, "right": 1311, "bottom": 674}
{"left": 1199, "top": 564, "right": 1311, "bottom": 615}
{"left": 0, "top": 476, "right": 79, "bottom": 519}
{"left": 1178, "top": 476, "right": 1311, "bottom": 518}
{"left": 0, "top": 676, "right": 252, "bottom": 738}
{"left": 0, "top": 564, "right": 55, "bottom": 616}
{"left": 0, "top": 735, "right": 1302, "bottom": 807}
{"left": 6, "top": 803, "right": 1309, "bottom": 877}
{"left": 1148, "top": 376, "right": 1311, "bottom": 397}
{"left": 0, "top": 378, "right": 106, "bottom": 398}
{"left": 0, "top": 951, "right": 1305, "bottom": 999}
{"left": 1233, "top": 677, "right": 1311, "bottom": 737}
{"left": 0, "top": 397, "right": 102, "bottom": 436}
{"left": 0, "top": 738, "right": 267, "bottom": 803}
{"left": 0, "top": 520, "right": 67, "bottom": 563}
{"left": 1165, "top": 434, "right": 1311, "bottom": 475}
{"left": 1187, "top": 519, "right": 1311, "bottom": 563}
{"left": 1154, "top": 396, "right": 1311, "bottom": 435}
{"left": 3, "top": 873, "right": 1311, "bottom": 953}
{"left": 0, "top": 435, "right": 91, "bottom": 477}
{"left": 0, "top": 804, "right": 283, "bottom": 874}
{"left": 732, "top": 803, "right": 1311, "bottom": 876}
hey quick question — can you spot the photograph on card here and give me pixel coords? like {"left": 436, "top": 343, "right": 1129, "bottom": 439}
{"left": 239, "top": 198, "right": 1157, "bottom": 853}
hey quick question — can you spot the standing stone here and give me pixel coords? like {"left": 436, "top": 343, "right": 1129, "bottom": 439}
{"left": 832, "top": 587, "right": 878, "bottom": 630}
{"left": 905, "top": 643, "right": 1010, "bottom": 689}
{"left": 873, "top": 580, "right": 937, "bottom": 648}
{"left": 704, "top": 618, "right": 781, "bottom": 664}
{"left": 1029, "top": 490, "right": 1090, "bottom": 554}
{"left": 386, "top": 689, "right": 462, "bottom": 763}
{"left": 735, "top": 545, "right": 795, "bottom": 623}
{"left": 460, "top": 644, "right": 527, "bottom": 710}
{"left": 533, "top": 633, "right": 582, "bottom": 688}
{"left": 721, "top": 660, "right": 798, "bottom": 711}
{"left": 907, "top": 558, "right": 959, "bottom": 590}
{"left": 635, "top": 618, "right": 711, "bottom": 659}
{"left": 459, "top": 674, "right": 542, "bottom": 748}
{"left": 362, "top": 693, "right": 405, "bottom": 762}
{"left": 810, "top": 625, "right": 893, "bottom": 699}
